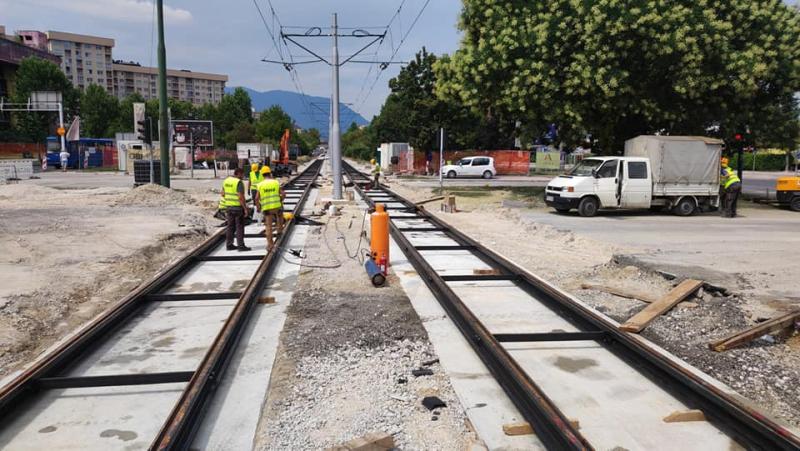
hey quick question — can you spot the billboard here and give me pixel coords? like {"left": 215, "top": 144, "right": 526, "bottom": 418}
{"left": 171, "top": 120, "right": 213, "bottom": 147}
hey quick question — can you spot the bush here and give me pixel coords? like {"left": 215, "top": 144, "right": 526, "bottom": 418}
{"left": 730, "top": 152, "right": 794, "bottom": 171}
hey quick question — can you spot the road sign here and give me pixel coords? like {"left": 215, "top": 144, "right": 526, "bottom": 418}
{"left": 171, "top": 120, "right": 213, "bottom": 147}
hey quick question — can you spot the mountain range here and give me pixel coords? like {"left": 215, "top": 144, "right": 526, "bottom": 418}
{"left": 225, "top": 87, "right": 369, "bottom": 139}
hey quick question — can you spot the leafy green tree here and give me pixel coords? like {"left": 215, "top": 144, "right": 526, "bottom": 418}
{"left": 216, "top": 87, "right": 253, "bottom": 131}
{"left": 222, "top": 121, "right": 256, "bottom": 149}
{"left": 342, "top": 122, "right": 378, "bottom": 160}
{"left": 255, "top": 105, "right": 292, "bottom": 144}
{"left": 80, "top": 84, "right": 119, "bottom": 137}
{"left": 10, "top": 57, "right": 80, "bottom": 143}
{"left": 295, "top": 128, "right": 321, "bottom": 155}
{"left": 436, "top": 0, "right": 800, "bottom": 152}
{"left": 373, "top": 48, "right": 514, "bottom": 152}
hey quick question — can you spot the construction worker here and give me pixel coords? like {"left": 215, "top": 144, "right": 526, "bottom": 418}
{"left": 720, "top": 157, "right": 742, "bottom": 218}
{"left": 256, "top": 166, "right": 284, "bottom": 251}
{"left": 221, "top": 168, "right": 251, "bottom": 251}
{"left": 371, "top": 158, "right": 381, "bottom": 189}
{"left": 248, "top": 162, "right": 264, "bottom": 203}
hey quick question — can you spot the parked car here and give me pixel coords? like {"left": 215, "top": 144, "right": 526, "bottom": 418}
{"left": 441, "top": 156, "right": 496, "bottom": 179}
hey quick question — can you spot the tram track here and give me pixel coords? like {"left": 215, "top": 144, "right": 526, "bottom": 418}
{"left": 343, "top": 160, "right": 800, "bottom": 451}
{"left": 0, "top": 159, "right": 322, "bottom": 450}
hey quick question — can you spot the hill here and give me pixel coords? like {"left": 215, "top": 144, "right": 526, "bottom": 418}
{"left": 226, "top": 87, "right": 369, "bottom": 138}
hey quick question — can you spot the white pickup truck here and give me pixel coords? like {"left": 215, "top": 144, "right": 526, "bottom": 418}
{"left": 545, "top": 136, "right": 723, "bottom": 217}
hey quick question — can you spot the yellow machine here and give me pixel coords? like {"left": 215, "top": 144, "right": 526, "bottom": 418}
{"left": 776, "top": 176, "right": 800, "bottom": 211}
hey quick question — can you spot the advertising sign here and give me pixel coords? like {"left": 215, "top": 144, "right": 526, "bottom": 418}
{"left": 133, "top": 103, "right": 145, "bottom": 136}
{"left": 171, "top": 120, "right": 213, "bottom": 147}
{"left": 535, "top": 147, "right": 561, "bottom": 172}
{"left": 236, "top": 143, "right": 261, "bottom": 160}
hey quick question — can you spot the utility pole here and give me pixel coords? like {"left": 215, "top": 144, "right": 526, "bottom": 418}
{"left": 265, "top": 18, "right": 396, "bottom": 199}
{"left": 330, "top": 13, "right": 342, "bottom": 198}
{"left": 156, "top": 0, "right": 170, "bottom": 187}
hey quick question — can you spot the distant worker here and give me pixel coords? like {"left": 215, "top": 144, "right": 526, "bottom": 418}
{"left": 248, "top": 162, "right": 264, "bottom": 202}
{"left": 59, "top": 149, "right": 70, "bottom": 172}
{"left": 221, "top": 168, "right": 251, "bottom": 251}
{"left": 371, "top": 158, "right": 381, "bottom": 189}
{"left": 720, "top": 157, "right": 742, "bottom": 218}
{"left": 256, "top": 166, "right": 284, "bottom": 251}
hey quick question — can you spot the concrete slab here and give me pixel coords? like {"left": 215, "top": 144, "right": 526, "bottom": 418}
{"left": 165, "top": 261, "right": 261, "bottom": 294}
{"left": 66, "top": 300, "right": 237, "bottom": 376}
{"left": 420, "top": 250, "right": 494, "bottom": 276}
{"left": 0, "top": 383, "right": 186, "bottom": 451}
{"left": 193, "top": 222, "right": 311, "bottom": 450}
{"left": 403, "top": 231, "right": 460, "bottom": 248}
{"left": 505, "top": 341, "right": 736, "bottom": 450}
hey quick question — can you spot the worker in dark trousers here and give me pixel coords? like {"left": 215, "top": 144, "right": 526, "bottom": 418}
{"left": 221, "top": 168, "right": 251, "bottom": 251}
{"left": 370, "top": 158, "right": 381, "bottom": 189}
{"left": 248, "top": 162, "right": 263, "bottom": 203}
{"left": 720, "top": 157, "right": 742, "bottom": 218}
{"left": 256, "top": 166, "right": 284, "bottom": 252}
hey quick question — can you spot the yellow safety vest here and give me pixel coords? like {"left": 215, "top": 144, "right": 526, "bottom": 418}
{"left": 222, "top": 176, "right": 243, "bottom": 207}
{"left": 218, "top": 196, "right": 226, "bottom": 210}
{"left": 258, "top": 179, "right": 282, "bottom": 211}
{"left": 372, "top": 164, "right": 381, "bottom": 175}
{"left": 722, "top": 167, "right": 741, "bottom": 189}
{"left": 249, "top": 170, "right": 264, "bottom": 187}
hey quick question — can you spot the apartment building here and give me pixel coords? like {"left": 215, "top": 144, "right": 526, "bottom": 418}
{"left": 44, "top": 31, "right": 115, "bottom": 93}
{"left": 112, "top": 62, "right": 227, "bottom": 105}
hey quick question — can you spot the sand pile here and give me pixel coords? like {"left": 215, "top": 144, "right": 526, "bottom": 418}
{"left": 114, "top": 184, "right": 195, "bottom": 207}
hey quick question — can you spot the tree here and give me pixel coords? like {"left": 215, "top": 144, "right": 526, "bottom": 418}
{"left": 10, "top": 57, "right": 80, "bottom": 143}
{"left": 436, "top": 0, "right": 800, "bottom": 152}
{"left": 222, "top": 121, "right": 256, "bottom": 150}
{"left": 80, "top": 84, "right": 120, "bottom": 137}
{"left": 295, "top": 128, "right": 321, "bottom": 155}
{"left": 373, "top": 48, "right": 514, "bottom": 152}
{"left": 342, "top": 121, "right": 378, "bottom": 160}
{"left": 255, "top": 105, "right": 292, "bottom": 144}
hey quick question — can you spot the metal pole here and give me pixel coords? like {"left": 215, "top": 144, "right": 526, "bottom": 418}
{"left": 439, "top": 128, "right": 444, "bottom": 193}
{"left": 331, "top": 13, "right": 342, "bottom": 199}
{"left": 57, "top": 103, "right": 65, "bottom": 155}
{"left": 190, "top": 130, "right": 194, "bottom": 179}
{"left": 156, "top": 0, "right": 171, "bottom": 188}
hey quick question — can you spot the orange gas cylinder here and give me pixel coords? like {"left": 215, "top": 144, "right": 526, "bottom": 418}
{"left": 371, "top": 203, "right": 390, "bottom": 273}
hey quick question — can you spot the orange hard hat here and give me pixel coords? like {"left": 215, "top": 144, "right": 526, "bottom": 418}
{"left": 721, "top": 157, "right": 729, "bottom": 167}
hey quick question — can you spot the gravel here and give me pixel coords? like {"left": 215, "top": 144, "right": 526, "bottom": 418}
{"left": 255, "top": 189, "right": 476, "bottom": 450}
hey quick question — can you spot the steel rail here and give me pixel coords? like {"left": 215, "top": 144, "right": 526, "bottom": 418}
{"left": 343, "top": 161, "right": 800, "bottom": 451}
{"left": 152, "top": 159, "right": 322, "bottom": 449}
{"left": 0, "top": 160, "right": 323, "bottom": 450}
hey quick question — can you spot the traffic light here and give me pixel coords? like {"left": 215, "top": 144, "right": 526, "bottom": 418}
{"left": 136, "top": 117, "right": 153, "bottom": 145}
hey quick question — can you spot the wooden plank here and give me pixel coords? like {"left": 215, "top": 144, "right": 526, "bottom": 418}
{"left": 325, "top": 432, "right": 394, "bottom": 451}
{"left": 708, "top": 310, "right": 800, "bottom": 352}
{"left": 663, "top": 409, "right": 706, "bottom": 423}
{"left": 503, "top": 420, "right": 579, "bottom": 436}
{"left": 580, "top": 283, "right": 660, "bottom": 304}
{"left": 473, "top": 268, "right": 501, "bottom": 276}
{"left": 257, "top": 296, "right": 276, "bottom": 304}
{"left": 415, "top": 195, "right": 445, "bottom": 206}
{"left": 620, "top": 279, "right": 704, "bottom": 333}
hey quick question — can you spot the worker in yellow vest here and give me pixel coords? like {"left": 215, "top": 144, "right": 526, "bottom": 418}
{"left": 248, "top": 162, "right": 264, "bottom": 203}
{"left": 256, "top": 166, "right": 284, "bottom": 251}
{"left": 370, "top": 158, "right": 381, "bottom": 189}
{"left": 720, "top": 157, "right": 742, "bottom": 218}
{"left": 222, "top": 168, "right": 250, "bottom": 251}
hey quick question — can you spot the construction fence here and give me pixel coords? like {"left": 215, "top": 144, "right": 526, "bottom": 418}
{"left": 392, "top": 150, "right": 531, "bottom": 176}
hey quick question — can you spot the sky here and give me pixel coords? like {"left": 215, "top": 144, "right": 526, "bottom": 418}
{"left": 1, "top": 0, "right": 464, "bottom": 120}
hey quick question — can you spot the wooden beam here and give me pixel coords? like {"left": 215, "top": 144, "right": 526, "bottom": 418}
{"left": 414, "top": 195, "right": 445, "bottom": 206}
{"left": 325, "top": 432, "right": 394, "bottom": 451}
{"left": 620, "top": 279, "right": 704, "bottom": 333}
{"left": 663, "top": 409, "right": 706, "bottom": 423}
{"left": 503, "top": 419, "right": 580, "bottom": 436}
{"left": 580, "top": 283, "right": 660, "bottom": 304}
{"left": 708, "top": 310, "right": 800, "bottom": 352}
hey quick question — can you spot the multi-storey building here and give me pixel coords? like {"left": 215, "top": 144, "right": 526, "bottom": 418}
{"left": 12, "top": 28, "right": 227, "bottom": 105}
{"left": 112, "top": 61, "right": 227, "bottom": 105}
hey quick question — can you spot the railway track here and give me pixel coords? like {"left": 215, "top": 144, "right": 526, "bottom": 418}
{"left": 0, "top": 159, "right": 322, "bottom": 450}
{"left": 343, "top": 161, "right": 800, "bottom": 451}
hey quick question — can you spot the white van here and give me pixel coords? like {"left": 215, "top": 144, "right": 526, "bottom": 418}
{"left": 442, "top": 156, "right": 496, "bottom": 179}
{"left": 545, "top": 136, "right": 723, "bottom": 217}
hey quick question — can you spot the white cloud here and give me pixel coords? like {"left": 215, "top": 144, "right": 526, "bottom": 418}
{"left": 23, "top": 0, "right": 192, "bottom": 24}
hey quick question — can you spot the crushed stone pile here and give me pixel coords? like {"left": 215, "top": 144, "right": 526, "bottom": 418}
{"left": 114, "top": 184, "right": 195, "bottom": 207}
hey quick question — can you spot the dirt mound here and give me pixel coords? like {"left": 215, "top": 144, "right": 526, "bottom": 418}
{"left": 115, "top": 184, "right": 195, "bottom": 207}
